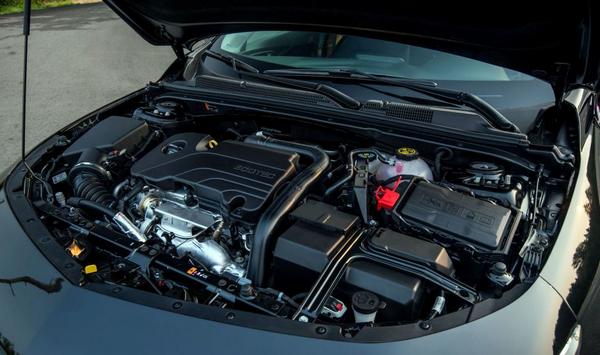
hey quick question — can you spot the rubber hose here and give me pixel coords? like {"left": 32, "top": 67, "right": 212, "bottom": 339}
{"left": 72, "top": 171, "right": 116, "bottom": 208}
{"left": 244, "top": 134, "right": 330, "bottom": 286}
{"left": 67, "top": 197, "right": 117, "bottom": 218}
{"left": 434, "top": 147, "right": 453, "bottom": 180}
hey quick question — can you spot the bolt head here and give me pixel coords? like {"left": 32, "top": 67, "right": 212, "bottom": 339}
{"left": 419, "top": 321, "right": 431, "bottom": 330}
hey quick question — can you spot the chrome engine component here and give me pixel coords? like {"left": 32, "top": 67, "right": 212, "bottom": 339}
{"left": 156, "top": 202, "right": 218, "bottom": 236}
{"left": 136, "top": 189, "right": 246, "bottom": 278}
{"left": 142, "top": 199, "right": 221, "bottom": 238}
{"left": 176, "top": 237, "right": 245, "bottom": 277}
{"left": 113, "top": 212, "right": 147, "bottom": 242}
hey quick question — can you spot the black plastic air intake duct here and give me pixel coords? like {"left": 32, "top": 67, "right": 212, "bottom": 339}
{"left": 244, "top": 134, "right": 330, "bottom": 286}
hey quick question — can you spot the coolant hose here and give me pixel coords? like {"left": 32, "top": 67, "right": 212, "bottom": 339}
{"left": 67, "top": 197, "right": 147, "bottom": 242}
{"left": 67, "top": 197, "right": 117, "bottom": 218}
{"left": 244, "top": 134, "right": 330, "bottom": 286}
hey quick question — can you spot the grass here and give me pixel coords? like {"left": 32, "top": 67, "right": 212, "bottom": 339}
{"left": 0, "top": 1, "right": 76, "bottom": 16}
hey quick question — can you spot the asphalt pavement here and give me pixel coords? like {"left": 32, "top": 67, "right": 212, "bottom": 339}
{"left": 0, "top": 3, "right": 172, "bottom": 170}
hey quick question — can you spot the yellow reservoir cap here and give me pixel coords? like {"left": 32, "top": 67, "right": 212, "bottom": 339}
{"left": 396, "top": 147, "right": 418, "bottom": 160}
{"left": 84, "top": 264, "right": 98, "bottom": 274}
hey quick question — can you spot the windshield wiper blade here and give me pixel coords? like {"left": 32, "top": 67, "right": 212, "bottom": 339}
{"left": 202, "top": 51, "right": 361, "bottom": 109}
{"left": 264, "top": 68, "right": 521, "bottom": 133}
{"left": 264, "top": 68, "right": 439, "bottom": 87}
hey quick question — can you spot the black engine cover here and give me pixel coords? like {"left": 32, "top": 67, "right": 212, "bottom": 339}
{"left": 131, "top": 133, "right": 299, "bottom": 221}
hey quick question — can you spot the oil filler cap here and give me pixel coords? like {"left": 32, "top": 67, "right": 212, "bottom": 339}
{"left": 84, "top": 265, "right": 98, "bottom": 274}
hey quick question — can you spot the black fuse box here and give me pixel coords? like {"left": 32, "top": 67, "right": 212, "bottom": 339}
{"left": 394, "top": 179, "right": 518, "bottom": 253}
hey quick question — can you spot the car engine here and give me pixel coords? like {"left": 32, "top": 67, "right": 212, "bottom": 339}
{"left": 26, "top": 95, "right": 569, "bottom": 334}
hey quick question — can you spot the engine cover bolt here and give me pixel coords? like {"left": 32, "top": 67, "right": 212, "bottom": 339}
{"left": 238, "top": 278, "right": 255, "bottom": 299}
{"left": 240, "top": 284, "right": 253, "bottom": 297}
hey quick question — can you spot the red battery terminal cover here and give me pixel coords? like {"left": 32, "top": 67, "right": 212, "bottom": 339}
{"left": 375, "top": 176, "right": 403, "bottom": 211}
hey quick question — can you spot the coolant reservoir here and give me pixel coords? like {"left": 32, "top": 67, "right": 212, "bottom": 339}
{"left": 375, "top": 147, "right": 433, "bottom": 185}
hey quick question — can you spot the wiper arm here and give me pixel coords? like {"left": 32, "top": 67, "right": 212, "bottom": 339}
{"left": 265, "top": 68, "right": 521, "bottom": 133}
{"left": 204, "top": 49, "right": 260, "bottom": 73}
{"left": 202, "top": 51, "right": 361, "bottom": 109}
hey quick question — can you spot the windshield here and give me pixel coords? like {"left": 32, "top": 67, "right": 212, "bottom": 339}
{"left": 208, "top": 31, "right": 554, "bottom": 133}
{"left": 218, "top": 31, "right": 534, "bottom": 81}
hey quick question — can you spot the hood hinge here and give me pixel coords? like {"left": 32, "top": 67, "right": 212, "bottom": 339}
{"left": 160, "top": 25, "right": 186, "bottom": 62}
{"left": 171, "top": 43, "right": 185, "bottom": 62}
{"left": 593, "top": 93, "right": 600, "bottom": 128}
{"left": 549, "top": 63, "right": 571, "bottom": 108}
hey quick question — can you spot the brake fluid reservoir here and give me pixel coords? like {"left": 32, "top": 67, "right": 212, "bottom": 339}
{"left": 375, "top": 147, "right": 433, "bottom": 185}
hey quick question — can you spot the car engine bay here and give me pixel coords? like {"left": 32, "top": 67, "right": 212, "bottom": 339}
{"left": 22, "top": 90, "right": 572, "bottom": 336}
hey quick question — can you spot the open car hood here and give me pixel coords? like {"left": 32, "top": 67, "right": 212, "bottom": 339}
{"left": 104, "top": 0, "right": 598, "bottom": 98}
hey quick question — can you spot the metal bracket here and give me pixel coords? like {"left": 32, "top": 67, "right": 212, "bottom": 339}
{"left": 353, "top": 158, "right": 369, "bottom": 223}
{"left": 593, "top": 93, "right": 600, "bottom": 128}
{"left": 549, "top": 63, "right": 571, "bottom": 108}
{"left": 160, "top": 25, "right": 186, "bottom": 61}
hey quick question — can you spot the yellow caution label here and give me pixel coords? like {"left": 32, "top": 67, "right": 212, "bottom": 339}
{"left": 186, "top": 267, "right": 198, "bottom": 275}
{"left": 84, "top": 264, "right": 98, "bottom": 274}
